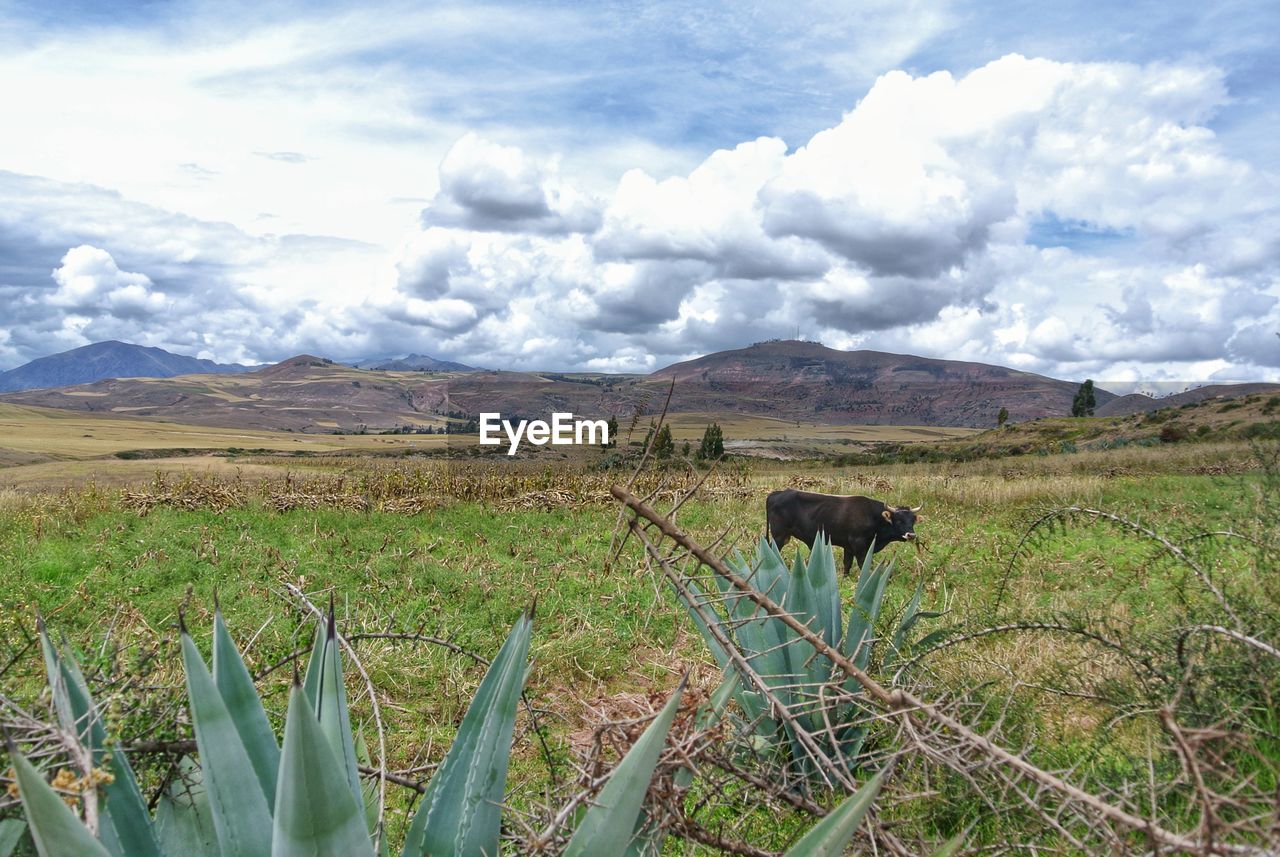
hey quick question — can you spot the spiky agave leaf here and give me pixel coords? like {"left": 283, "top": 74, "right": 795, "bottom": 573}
{"left": 564, "top": 679, "right": 685, "bottom": 857}
{"left": 301, "top": 620, "right": 326, "bottom": 704}
{"left": 674, "top": 575, "right": 776, "bottom": 740}
{"left": 37, "top": 621, "right": 104, "bottom": 754}
{"left": 271, "top": 683, "right": 375, "bottom": 857}
{"left": 784, "top": 537, "right": 845, "bottom": 738}
{"left": 36, "top": 623, "right": 162, "bottom": 857}
{"left": 0, "top": 819, "right": 27, "bottom": 857}
{"left": 355, "top": 732, "right": 390, "bottom": 857}
{"left": 779, "top": 769, "right": 884, "bottom": 856}
{"left": 10, "top": 752, "right": 112, "bottom": 857}
{"left": 728, "top": 544, "right": 798, "bottom": 740}
{"left": 400, "top": 611, "right": 533, "bottom": 857}
{"left": 804, "top": 535, "right": 842, "bottom": 654}
{"left": 671, "top": 577, "right": 732, "bottom": 672}
{"left": 181, "top": 630, "right": 273, "bottom": 857}
{"left": 303, "top": 607, "right": 363, "bottom": 812}
{"left": 842, "top": 550, "right": 895, "bottom": 676}
{"left": 98, "top": 750, "right": 164, "bottom": 857}
{"left": 212, "top": 609, "right": 279, "bottom": 810}
{"left": 154, "top": 757, "right": 219, "bottom": 857}
{"left": 628, "top": 670, "right": 739, "bottom": 856}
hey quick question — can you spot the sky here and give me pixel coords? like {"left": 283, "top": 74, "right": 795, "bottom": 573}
{"left": 1, "top": 0, "right": 1278, "bottom": 384}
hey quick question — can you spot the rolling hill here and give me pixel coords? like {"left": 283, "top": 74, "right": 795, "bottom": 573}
{"left": 646, "top": 340, "right": 1109, "bottom": 426}
{"left": 0, "top": 341, "right": 249, "bottom": 393}
{"left": 1095, "top": 383, "right": 1280, "bottom": 417}
{"left": 1, "top": 340, "right": 1274, "bottom": 432}
{"left": 351, "top": 353, "right": 475, "bottom": 372}
{"left": 0, "top": 355, "right": 458, "bottom": 433}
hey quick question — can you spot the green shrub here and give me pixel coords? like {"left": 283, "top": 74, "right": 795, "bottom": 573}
{"left": 1242, "top": 421, "right": 1280, "bottom": 440}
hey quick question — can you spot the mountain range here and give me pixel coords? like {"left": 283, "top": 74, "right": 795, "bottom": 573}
{"left": 0, "top": 340, "right": 1274, "bottom": 431}
{"left": 0, "top": 341, "right": 250, "bottom": 393}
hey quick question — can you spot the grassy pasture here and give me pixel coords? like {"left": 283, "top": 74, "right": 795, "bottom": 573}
{"left": 0, "top": 421, "right": 1272, "bottom": 850}
{"left": 628, "top": 410, "right": 979, "bottom": 442}
{"left": 0, "top": 403, "right": 978, "bottom": 490}
{"left": 0, "top": 403, "right": 454, "bottom": 459}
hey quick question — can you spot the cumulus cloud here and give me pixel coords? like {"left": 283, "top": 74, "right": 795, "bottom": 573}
{"left": 0, "top": 172, "right": 392, "bottom": 368}
{"left": 574, "top": 259, "right": 711, "bottom": 333}
{"left": 4, "top": 48, "right": 1279, "bottom": 382}
{"left": 50, "top": 246, "right": 167, "bottom": 318}
{"left": 370, "top": 54, "right": 1279, "bottom": 379}
{"left": 421, "top": 134, "right": 602, "bottom": 235}
{"left": 1227, "top": 318, "right": 1280, "bottom": 368}
{"left": 595, "top": 138, "right": 829, "bottom": 280}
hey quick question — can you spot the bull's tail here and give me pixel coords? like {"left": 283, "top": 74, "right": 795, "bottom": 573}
{"left": 763, "top": 493, "right": 777, "bottom": 549}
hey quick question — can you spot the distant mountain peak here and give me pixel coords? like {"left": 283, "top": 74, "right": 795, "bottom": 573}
{"left": 279, "top": 354, "right": 334, "bottom": 366}
{"left": 0, "top": 341, "right": 250, "bottom": 393}
{"left": 351, "top": 353, "right": 475, "bottom": 372}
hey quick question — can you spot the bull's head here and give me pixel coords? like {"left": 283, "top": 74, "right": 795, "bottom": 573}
{"left": 880, "top": 504, "right": 923, "bottom": 544}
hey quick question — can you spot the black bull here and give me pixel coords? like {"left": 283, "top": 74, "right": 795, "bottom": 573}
{"left": 766, "top": 489, "right": 923, "bottom": 573}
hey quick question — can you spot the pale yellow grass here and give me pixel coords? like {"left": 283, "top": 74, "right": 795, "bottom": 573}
{"left": 652, "top": 411, "right": 979, "bottom": 443}
{"left": 0, "top": 456, "right": 292, "bottom": 491}
{"left": 0, "top": 403, "right": 454, "bottom": 461}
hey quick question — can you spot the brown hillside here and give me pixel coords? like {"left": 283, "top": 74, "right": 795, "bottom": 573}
{"left": 649, "top": 340, "right": 1105, "bottom": 426}
{"left": 2, "top": 341, "right": 1271, "bottom": 432}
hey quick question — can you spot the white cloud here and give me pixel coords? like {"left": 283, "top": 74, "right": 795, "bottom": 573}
{"left": 4, "top": 25, "right": 1279, "bottom": 383}
{"left": 49, "top": 245, "right": 165, "bottom": 317}
{"left": 369, "top": 53, "right": 1279, "bottom": 381}
{"left": 422, "top": 134, "right": 602, "bottom": 234}
{"left": 595, "top": 138, "right": 828, "bottom": 279}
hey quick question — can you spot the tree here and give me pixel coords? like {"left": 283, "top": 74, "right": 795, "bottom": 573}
{"left": 681, "top": 440, "right": 691, "bottom": 457}
{"left": 997, "top": 407, "right": 1009, "bottom": 427}
{"left": 605, "top": 415, "right": 618, "bottom": 448}
{"left": 697, "top": 422, "right": 725, "bottom": 460}
{"left": 652, "top": 424, "right": 675, "bottom": 459}
{"left": 1071, "top": 380, "right": 1097, "bottom": 417}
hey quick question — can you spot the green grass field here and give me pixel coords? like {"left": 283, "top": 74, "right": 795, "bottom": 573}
{"left": 0, "top": 430, "right": 1274, "bottom": 852}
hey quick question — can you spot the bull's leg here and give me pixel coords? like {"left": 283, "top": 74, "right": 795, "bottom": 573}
{"left": 765, "top": 510, "right": 788, "bottom": 550}
{"left": 849, "top": 539, "right": 870, "bottom": 573}
{"left": 769, "top": 527, "right": 790, "bottom": 551}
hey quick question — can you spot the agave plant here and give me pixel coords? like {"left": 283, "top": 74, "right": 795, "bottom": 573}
{"left": 9, "top": 596, "right": 916, "bottom": 856}
{"left": 6, "top": 607, "right": 700, "bottom": 857}
{"left": 675, "top": 535, "right": 943, "bottom": 783}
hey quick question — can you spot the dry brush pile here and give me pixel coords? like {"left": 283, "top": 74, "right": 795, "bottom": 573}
{"left": 115, "top": 460, "right": 754, "bottom": 516}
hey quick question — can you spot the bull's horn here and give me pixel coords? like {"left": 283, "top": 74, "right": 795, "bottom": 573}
{"left": 910, "top": 505, "right": 923, "bottom": 513}
{"left": 881, "top": 509, "right": 893, "bottom": 522}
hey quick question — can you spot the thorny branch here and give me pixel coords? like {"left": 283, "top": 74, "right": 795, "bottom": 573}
{"left": 612, "top": 484, "right": 1280, "bottom": 856}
